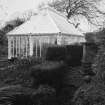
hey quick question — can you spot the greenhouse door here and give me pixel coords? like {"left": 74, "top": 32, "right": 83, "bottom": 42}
{"left": 33, "top": 40, "right": 42, "bottom": 57}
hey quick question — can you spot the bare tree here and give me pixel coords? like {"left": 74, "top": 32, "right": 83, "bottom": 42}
{"left": 49, "top": 0, "right": 105, "bottom": 26}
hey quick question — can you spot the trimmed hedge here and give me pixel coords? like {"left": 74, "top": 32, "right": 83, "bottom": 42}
{"left": 46, "top": 45, "right": 66, "bottom": 61}
{"left": 46, "top": 45, "right": 83, "bottom": 66}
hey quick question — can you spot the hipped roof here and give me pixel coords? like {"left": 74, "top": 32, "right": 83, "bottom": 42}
{"left": 7, "top": 7, "right": 84, "bottom": 36}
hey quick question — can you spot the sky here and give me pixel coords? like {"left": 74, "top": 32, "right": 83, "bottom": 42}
{"left": 0, "top": 0, "right": 105, "bottom": 32}
{"left": 0, "top": 0, "right": 51, "bottom": 27}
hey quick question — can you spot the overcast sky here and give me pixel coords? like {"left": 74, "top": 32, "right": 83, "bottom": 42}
{"left": 0, "top": 0, "right": 51, "bottom": 26}
{"left": 0, "top": 0, "right": 105, "bottom": 32}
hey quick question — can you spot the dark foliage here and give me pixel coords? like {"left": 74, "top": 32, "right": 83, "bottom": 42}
{"left": 85, "top": 43, "right": 98, "bottom": 63}
{"left": 0, "top": 85, "right": 56, "bottom": 105}
{"left": 0, "top": 59, "right": 86, "bottom": 105}
{"left": 0, "top": 57, "right": 43, "bottom": 87}
{"left": 0, "top": 58, "right": 57, "bottom": 105}
{"left": 31, "top": 61, "right": 84, "bottom": 104}
{"left": 92, "top": 29, "right": 105, "bottom": 81}
{"left": 31, "top": 85, "right": 56, "bottom": 105}
{"left": 73, "top": 28, "right": 105, "bottom": 105}
{"left": 0, "top": 50, "right": 86, "bottom": 105}
{"left": 0, "top": 30, "right": 8, "bottom": 58}
{"left": 2, "top": 18, "right": 24, "bottom": 33}
{"left": 84, "top": 32, "right": 100, "bottom": 64}
{"left": 46, "top": 45, "right": 83, "bottom": 66}
{"left": 46, "top": 45, "right": 66, "bottom": 61}
{"left": 0, "top": 30, "right": 6, "bottom": 45}
{"left": 82, "top": 62, "right": 95, "bottom": 76}
{"left": 8, "top": 57, "right": 43, "bottom": 67}
{"left": 31, "top": 61, "right": 66, "bottom": 89}
{"left": 73, "top": 82, "right": 105, "bottom": 105}
{"left": 0, "top": 18, "right": 24, "bottom": 59}
{"left": 65, "top": 45, "right": 83, "bottom": 66}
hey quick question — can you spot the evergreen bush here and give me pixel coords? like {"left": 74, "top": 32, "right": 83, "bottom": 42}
{"left": 73, "top": 28, "right": 105, "bottom": 105}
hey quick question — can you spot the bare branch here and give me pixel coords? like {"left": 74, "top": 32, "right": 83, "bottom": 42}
{"left": 49, "top": 0, "right": 104, "bottom": 26}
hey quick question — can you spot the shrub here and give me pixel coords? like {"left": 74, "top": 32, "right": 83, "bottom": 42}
{"left": 46, "top": 45, "right": 83, "bottom": 66}
{"left": 30, "top": 61, "right": 65, "bottom": 89}
{"left": 65, "top": 45, "right": 83, "bottom": 66}
{"left": 0, "top": 85, "right": 56, "bottom": 105}
{"left": 0, "top": 85, "right": 34, "bottom": 105}
{"left": 73, "top": 28, "right": 105, "bottom": 105}
{"left": 46, "top": 45, "right": 66, "bottom": 61}
{"left": 31, "top": 85, "right": 56, "bottom": 105}
{"left": 73, "top": 82, "right": 105, "bottom": 105}
{"left": 31, "top": 61, "right": 84, "bottom": 105}
{"left": 0, "top": 57, "right": 43, "bottom": 87}
{"left": 0, "top": 56, "right": 85, "bottom": 105}
{"left": 9, "top": 57, "right": 43, "bottom": 66}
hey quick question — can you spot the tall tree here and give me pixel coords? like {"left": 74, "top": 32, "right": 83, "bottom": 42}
{"left": 0, "top": 18, "right": 24, "bottom": 58}
{"left": 49, "top": 0, "right": 105, "bottom": 26}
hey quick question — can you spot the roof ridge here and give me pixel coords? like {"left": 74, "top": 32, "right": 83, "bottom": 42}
{"left": 47, "top": 10, "right": 60, "bottom": 33}
{"left": 47, "top": 7, "right": 84, "bottom": 34}
{"left": 47, "top": 7, "right": 67, "bottom": 19}
{"left": 39, "top": 6, "right": 67, "bottom": 19}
